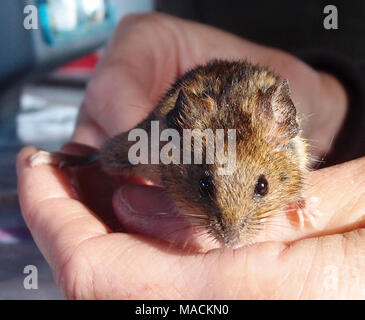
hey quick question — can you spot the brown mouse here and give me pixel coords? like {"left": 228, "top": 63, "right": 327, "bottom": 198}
{"left": 30, "top": 59, "right": 309, "bottom": 248}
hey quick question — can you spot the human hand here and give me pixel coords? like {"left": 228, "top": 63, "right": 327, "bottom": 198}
{"left": 17, "top": 13, "right": 361, "bottom": 299}
{"left": 17, "top": 146, "right": 365, "bottom": 298}
{"left": 73, "top": 13, "right": 347, "bottom": 157}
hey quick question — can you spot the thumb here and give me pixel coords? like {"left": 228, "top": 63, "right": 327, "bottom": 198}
{"left": 112, "top": 184, "right": 217, "bottom": 251}
{"left": 273, "top": 156, "right": 365, "bottom": 241}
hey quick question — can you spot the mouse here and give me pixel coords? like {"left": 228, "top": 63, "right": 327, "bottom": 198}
{"left": 30, "top": 59, "right": 309, "bottom": 248}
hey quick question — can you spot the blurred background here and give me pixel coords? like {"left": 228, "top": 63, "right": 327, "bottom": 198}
{"left": 0, "top": 0, "right": 363, "bottom": 299}
{"left": 0, "top": 0, "right": 154, "bottom": 299}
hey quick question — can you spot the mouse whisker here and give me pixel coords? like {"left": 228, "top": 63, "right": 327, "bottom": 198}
{"left": 259, "top": 221, "right": 295, "bottom": 229}
{"left": 267, "top": 208, "right": 298, "bottom": 216}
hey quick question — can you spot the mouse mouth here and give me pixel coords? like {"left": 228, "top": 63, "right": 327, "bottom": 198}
{"left": 221, "top": 231, "right": 242, "bottom": 248}
{"left": 223, "top": 237, "right": 241, "bottom": 248}
{"left": 210, "top": 215, "right": 256, "bottom": 248}
{"left": 221, "top": 230, "right": 257, "bottom": 248}
{"left": 210, "top": 224, "right": 242, "bottom": 248}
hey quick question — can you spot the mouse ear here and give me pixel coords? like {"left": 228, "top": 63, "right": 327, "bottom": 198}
{"left": 257, "top": 79, "right": 299, "bottom": 146}
{"left": 166, "top": 89, "right": 191, "bottom": 131}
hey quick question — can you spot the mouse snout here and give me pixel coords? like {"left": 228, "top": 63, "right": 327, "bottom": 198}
{"left": 218, "top": 215, "right": 247, "bottom": 248}
{"left": 222, "top": 230, "right": 241, "bottom": 248}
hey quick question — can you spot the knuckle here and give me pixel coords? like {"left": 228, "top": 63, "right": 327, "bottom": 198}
{"left": 118, "top": 12, "right": 165, "bottom": 31}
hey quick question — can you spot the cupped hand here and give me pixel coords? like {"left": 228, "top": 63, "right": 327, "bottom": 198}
{"left": 73, "top": 13, "right": 347, "bottom": 156}
{"left": 17, "top": 13, "right": 364, "bottom": 299}
{"left": 17, "top": 146, "right": 365, "bottom": 299}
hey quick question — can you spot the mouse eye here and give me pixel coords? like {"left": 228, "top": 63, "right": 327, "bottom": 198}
{"left": 254, "top": 175, "right": 269, "bottom": 197}
{"left": 199, "top": 171, "right": 214, "bottom": 198}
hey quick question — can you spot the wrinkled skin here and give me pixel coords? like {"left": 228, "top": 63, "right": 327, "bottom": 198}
{"left": 17, "top": 13, "right": 365, "bottom": 299}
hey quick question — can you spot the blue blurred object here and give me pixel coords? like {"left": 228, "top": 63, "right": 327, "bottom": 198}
{"left": 0, "top": 0, "right": 115, "bottom": 300}
{"left": 0, "top": 0, "right": 153, "bottom": 300}
{"left": 38, "top": 0, "right": 116, "bottom": 45}
{"left": 0, "top": 0, "right": 116, "bottom": 89}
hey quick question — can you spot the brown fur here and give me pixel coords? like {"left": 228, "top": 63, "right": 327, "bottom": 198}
{"left": 98, "top": 60, "right": 309, "bottom": 247}
{"left": 37, "top": 60, "right": 309, "bottom": 247}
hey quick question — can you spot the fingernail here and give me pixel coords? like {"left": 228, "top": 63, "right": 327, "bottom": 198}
{"left": 117, "top": 184, "right": 176, "bottom": 215}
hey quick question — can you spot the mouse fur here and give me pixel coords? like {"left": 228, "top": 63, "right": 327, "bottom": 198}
{"left": 31, "top": 59, "right": 309, "bottom": 247}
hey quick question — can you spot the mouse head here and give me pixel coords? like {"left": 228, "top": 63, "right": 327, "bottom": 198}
{"left": 160, "top": 61, "right": 307, "bottom": 247}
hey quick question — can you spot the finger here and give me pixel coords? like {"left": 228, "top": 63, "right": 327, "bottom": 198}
{"left": 261, "top": 156, "right": 365, "bottom": 242}
{"left": 71, "top": 107, "right": 108, "bottom": 148}
{"left": 81, "top": 13, "right": 303, "bottom": 138}
{"left": 56, "top": 224, "right": 365, "bottom": 299}
{"left": 307, "top": 157, "right": 365, "bottom": 228}
{"left": 16, "top": 147, "right": 109, "bottom": 282}
{"left": 81, "top": 15, "right": 163, "bottom": 137}
{"left": 112, "top": 185, "right": 218, "bottom": 251}
{"left": 17, "top": 150, "right": 365, "bottom": 299}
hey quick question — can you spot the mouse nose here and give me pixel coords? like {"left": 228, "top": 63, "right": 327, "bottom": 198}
{"left": 222, "top": 230, "right": 241, "bottom": 248}
{"left": 220, "top": 224, "right": 241, "bottom": 247}
{"left": 219, "top": 215, "right": 244, "bottom": 247}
